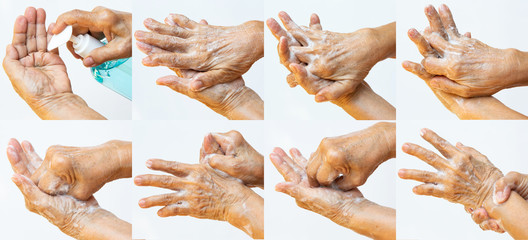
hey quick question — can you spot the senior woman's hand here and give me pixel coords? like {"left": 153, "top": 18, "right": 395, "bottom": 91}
{"left": 270, "top": 147, "right": 395, "bottom": 240}
{"left": 52, "top": 7, "right": 132, "bottom": 67}
{"left": 134, "top": 159, "right": 263, "bottom": 239}
{"left": 399, "top": 128, "right": 503, "bottom": 211}
{"left": 306, "top": 122, "right": 395, "bottom": 190}
{"left": 200, "top": 130, "right": 264, "bottom": 188}
{"left": 419, "top": 4, "right": 528, "bottom": 97}
{"left": 3, "top": 7, "right": 105, "bottom": 120}
{"left": 135, "top": 14, "right": 263, "bottom": 91}
{"left": 7, "top": 139, "right": 132, "bottom": 201}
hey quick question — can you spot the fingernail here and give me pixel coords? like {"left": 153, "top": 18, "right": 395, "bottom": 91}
{"left": 145, "top": 160, "right": 152, "bottom": 168}
{"left": 190, "top": 80, "right": 205, "bottom": 91}
{"left": 134, "top": 176, "right": 142, "bottom": 185}
{"left": 135, "top": 31, "right": 144, "bottom": 38}
{"left": 402, "top": 143, "right": 409, "bottom": 152}
{"left": 84, "top": 57, "right": 95, "bottom": 67}
{"left": 420, "top": 128, "right": 427, "bottom": 136}
{"left": 142, "top": 57, "right": 152, "bottom": 66}
{"left": 315, "top": 95, "right": 326, "bottom": 102}
{"left": 138, "top": 199, "right": 146, "bottom": 208}
{"left": 11, "top": 174, "right": 20, "bottom": 185}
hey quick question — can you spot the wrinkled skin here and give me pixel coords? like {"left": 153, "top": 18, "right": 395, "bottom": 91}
{"left": 136, "top": 19, "right": 263, "bottom": 120}
{"left": 269, "top": 147, "right": 365, "bottom": 225}
{"left": 200, "top": 130, "right": 264, "bottom": 188}
{"left": 419, "top": 4, "right": 525, "bottom": 97}
{"left": 134, "top": 158, "right": 263, "bottom": 238}
{"left": 6, "top": 139, "right": 132, "bottom": 201}
{"left": 399, "top": 128, "right": 503, "bottom": 221}
{"left": 52, "top": 6, "right": 132, "bottom": 67}
{"left": 135, "top": 14, "right": 263, "bottom": 91}
{"left": 306, "top": 122, "right": 395, "bottom": 190}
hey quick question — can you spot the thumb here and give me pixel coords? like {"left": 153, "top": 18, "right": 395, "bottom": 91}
{"left": 190, "top": 69, "right": 239, "bottom": 91}
{"left": 315, "top": 80, "right": 359, "bottom": 102}
{"left": 286, "top": 73, "right": 298, "bottom": 87}
{"left": 84, "top": 39, "right": 131, "bottom": 67}
{"left": 208, "top": 154, "right": 238, "bottom": 176}
{"left": 202, "top": 133, "right": 224, "bottom": 155}
{"left": 494, "top": 172, "right": 524, "bottom": 204}
{"left": 156, "top": 75, "right": 191, "bottom": 95}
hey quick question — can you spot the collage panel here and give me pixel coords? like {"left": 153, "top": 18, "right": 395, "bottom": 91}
{"left": 0, "top": 0, "right": 132, "bottom": 120}
{"left": 397, "top": 120, "right": 528, "bottom": 239}
{"left": 265, "top": 120, "right": 396, "bottom": 239}
{"left": 0, "top": 120, "right": 133, "bottom": 239}
{"left": 132, "top": 120, "right": 264, "bottom": 239}
{"left": 264, "top": 0, "right": 396, "bottom": 120}
{"left": 132, "top": 0, "right": 264, "bottom": 120}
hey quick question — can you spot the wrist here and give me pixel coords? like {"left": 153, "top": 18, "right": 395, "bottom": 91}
{"left": 371, "top": 22, "right": 396, "bottom": 61}
{"left": 372, "top": 122, "right": 397, "bottom": 159}
{"left": 506, "top": 48, "right": 528, "bottom": 88}
{"left": 225, "top": 189, "right": 264, "bottom": 238}
{"left": 30, "top": 93, "right": 106, "bottom": 120}
{"left": 76, "top": 207, "right": 131, "bottom": 240}
{"left": 477, "top": 171, "right": 503, "bottom": 209}
{"left": 221, "top": 86, "right": 264, "bottom": 120}
{"left": 242, "top": 20, "right": 264, "bottom": 61}
{"left": 104, "top": 140, "right": 132, "bottom": 181}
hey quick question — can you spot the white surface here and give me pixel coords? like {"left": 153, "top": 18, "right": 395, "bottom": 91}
{"left": 265, "top": 121, "right": 396, "bottom": 239}
{"left": 397, "top": 0, "right": 528, "bottom": 119}
{"left": 0, "top": 121, "right": 133, "bottom": 240}
{"left": 0, "top": 0, "right": 132, "bottom": 119}
{"left": 132, "top": 120, "right": 264, "bottom": 239}
{"left": 132, "top": 0, "right": 264, "bottom": 120}
{"left": 397, "top": 121, "right": 527, "bottom": 240}
{"left": 264, "top": 0, "right": 396, "bottom": 120}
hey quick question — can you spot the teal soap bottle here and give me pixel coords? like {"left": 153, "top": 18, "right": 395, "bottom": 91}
{"left": 71, "top": 34, "right": 132, "bottom": 100}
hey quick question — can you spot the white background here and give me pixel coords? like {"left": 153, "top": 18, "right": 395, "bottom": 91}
{"left": 0, "top": 121, "right": 133, "bottom": 240}
{"left": 132, "top": 0, "right": 264, "bottom": 120}
{"left": 265, "top": 120, "right": 396, "bottom": 239}
{"left": 132, "top": 120, "right": 264, "bottom": 239}
{"left": 397, "top": 121, "right": 528, "bottom": 240}
{"left": 397, "top": 0, "right": 528, "bottom": 119}
{"left": 264, "top": 0, "right": 396, "bottom": 120}
{"left": 0, "top": 0, "right": 132, "bottom": 120}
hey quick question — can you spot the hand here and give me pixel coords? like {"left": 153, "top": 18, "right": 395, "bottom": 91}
{"left": 136, "top": 34, "right": 263, "bottom": 120}
{"left": 53, "top": 6, "right": 132, "bottom": 67}
{"left": 269, "top": 147, "right": 366, "bottom": 227}
{"left": 200, "top": 130, "right": 264, "bottom": 188}
{"left": 7, "top": 139, "right": 131, "bottom": 200}
{"left": 135, "top": 14, "right": 263, "bottom": 91}
{"left": 399, "top": 128, "right": 503, "bottom": 210}
{"left": 494, "top": 171, "right": 528, "bottom": 204}
{"left": 306, "top": 122, "right": 395, "bottom": 190}
{"left": 419, "top": 4, "right": 528, "bottom": 97}
{"left": 134, "top": 159, "right": 263, "bottom": 238}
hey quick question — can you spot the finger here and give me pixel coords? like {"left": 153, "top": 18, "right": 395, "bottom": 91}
{"left": 306, "top": 152, "right": 322, "bottom": 187}
{"left": 420, "top": 128, "right": 459, "bottom": 159}
{"left": 11, "top": 173, "right": 49, "bottom": 204}
{"left": 143, "top": 53, "right": 196, "bottom": 69}
{"left": 401, "top": 142, "right": 448, "bottom": 170}
{"left": 47, "top": 23, "right": 60, "bottom": 55}
{"left": 413, "top": 183, "right": 443, "bottom": 198}
{"left": 157, "top": 202, "right": 192, "bottom": 217}
{"left": 134, "top": 174, "right": 188, "bottom": 190}
{"left": 208, "top": 155, "right": 239, "bottom": 177}
{"left": 494, "top": 171, "right": 525, "bottom": 204}
{"left": 488, "top": 220, "right": 505, "bottom": 233}
{"left": 471, "top": 208, "right": 490, "bottom": 225}
{"left": 278, "top": 11, "right": 308, "bottom": 45}
{"left": 275, "top": 182, "right": 310, "bottom": 201}
{"left": 289, "top": 63, "right": 310, "bottom": 88}
{"left": 464, "top": 32, "right": 471, "bottom": 38}
{"left": 429, "top": 76, "right": 472, "bottom": 97}
{"left": 424, "top": 5, "right": 448, "bottom": 39}
{"left": 270, "top": 148, "right": 301, "bottom": 182}
{"left": 199, "top": 19, "right": 208, "bottom": 25}
{"left": 143, "top": 18, "right": 190, "bottom": 38}
{"left": 479, "top": 221, "right": 492, "bottom": 231}
{"left": 398, "top": 169, "right": 438, "bottom": 183}
{"left": 266, "top": 18, "right": 290, "bottom": 40}
{"left": 210, "top": 131, "right": 240, "bottom": 155}
{"left": 201, "top": 133, "right": 224, "bottom": 156}
{"left": 401, "top": 60, "right": 434, "bottom": 81}
{"left": 7, "top": 139, "right": 34, "bottom": 177}
{"left": 136, "top": 41, "right": 169, "bottom": 55}
{"left": 167, "top": 14, "right": 198, "bottom": 29}
{"left": 36, "top": 8, "right": 47, "bottom": 52}
{"left": 53, "top": 9, "right": 92, "bottom": 34}
{"left": 190, "top": 69, "right": 238, "bottom": 91}
{"left": 438, "top": 4, "right": 460, "bottom": 38}
{"left": 314, "top": 163, "right": 339, "bottom": 186}
{"left": 407, "top": 28, "right": 437, "bottom": 57}
{"left": 12, "top": 15, "right": 28, "bottom": 58}
{"left": 421, "top": 56, "right": 448, "bottom": 76}
{"left": 278, "top": 36, "right": 293, "bottom": 66}
{"left": 315, "top": 80, "right": 359, "bottom": 102}
{"left": 289, "top": 148, "right": 307, "bottom": 167}
{"left": 335, "top": 174, "right": 361, "bottom": 190}
{"left": 20, "top": 141, "right": 43, "bottom": 171}
{"left": 290, "top": 46, "right": 311, "bottom": 63}
{"left": 145, "top": 158, "right": 194, "bottom": 177}
{"left": 286, "top": 73, "right": 298, "bottom": 87}
{"left": 85, "top": 39, "right": 130, "bottom": 67}
{"left": 139, "top": 192, "right": 185, "bottom": 208}
{"left": 423, "top": 32, "right": 449, "bottom": 55}
{"left": 309, "top": 13, "right": 322, "bottom": 30}
{"left": 37, "top": 173, "right": 69, "bottom": 195}
{"left": 25, "top": 7, "right": 37, "bottom": 54}
{"left": 156, "top": 75, "right": 192, "bottom": 95}
{"left": 134, "top": 30, "right": 185, "bottom": 52}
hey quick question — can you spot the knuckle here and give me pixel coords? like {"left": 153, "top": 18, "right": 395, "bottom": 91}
{"left": 99, "top": 9, "right": 118, "bottom": 24}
